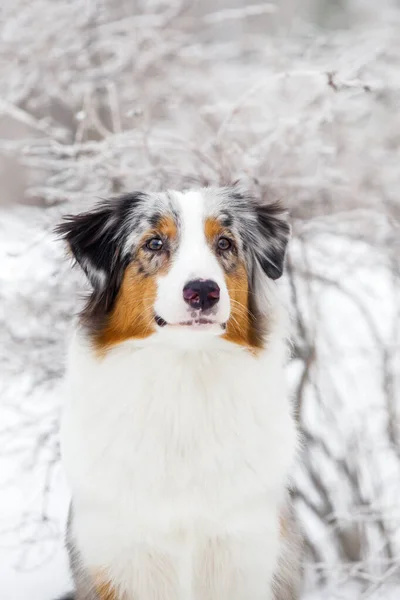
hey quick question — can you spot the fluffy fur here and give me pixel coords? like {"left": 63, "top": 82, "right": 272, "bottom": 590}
{"left": 57, "top": 184, "right": 301, "bottom": 600}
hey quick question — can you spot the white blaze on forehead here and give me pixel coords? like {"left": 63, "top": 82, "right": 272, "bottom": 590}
{"left": 153, "top": 189, "right": 231, "bottom": 326}
{"left": 177, "top": 190, "right": 205, "bottom": 242}
{"left": 172, "top": 190, "right": 224, "bottom": 281}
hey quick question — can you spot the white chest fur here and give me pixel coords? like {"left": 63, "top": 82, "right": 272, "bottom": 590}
{"left": 61, "top": 331, "right": 298, "bottom": 600}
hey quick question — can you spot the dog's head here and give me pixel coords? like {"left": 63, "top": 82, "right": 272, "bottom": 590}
{"left": 57, "top": 184, "right": 290, "bottom": 352}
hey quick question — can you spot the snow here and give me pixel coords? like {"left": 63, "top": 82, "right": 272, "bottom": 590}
{"left": 1, "top": 0, "right": 400, "bottom": 598}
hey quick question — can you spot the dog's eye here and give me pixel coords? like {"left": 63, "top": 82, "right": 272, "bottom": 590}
{"left": 217, "top": 237, "right": 232, "bottom": 251}
{"left": 146, "top": 237, "right": 163, "bottom": 251}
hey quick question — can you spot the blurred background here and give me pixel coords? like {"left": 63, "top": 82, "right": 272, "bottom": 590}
{"left": 1, "top": 0, "right": 400, "bottom": 598}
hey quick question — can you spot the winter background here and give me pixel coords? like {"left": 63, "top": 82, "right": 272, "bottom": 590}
{"left": 1, "top": 0, "right": 400, "bottom": 598}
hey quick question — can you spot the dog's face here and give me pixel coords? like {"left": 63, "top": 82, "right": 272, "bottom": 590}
{"left": 58, "top": 185, "right": 290, "bottom": 352}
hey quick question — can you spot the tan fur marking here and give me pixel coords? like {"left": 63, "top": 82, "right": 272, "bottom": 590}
{"left": 95, "top": 217, "right": 177, "bottom": 353}
{"left": 205, "top": 218, "right": 262, "bottom": 351}
{"left": 94, "top": 574, "right": 121, "bottom": 600}
{"left": 96, "top": 262, "right": 157, "bottom": 352}
{"left": 223, "top": 262, "right": 262, "bottom": 351}
{"left": 158, "top": 215, "right": 178, "bottom": 240}
{"left": 204, "top": 217, "right": 224, "bottom": 242}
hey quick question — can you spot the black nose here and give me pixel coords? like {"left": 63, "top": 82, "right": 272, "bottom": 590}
{"left": 183, "top": 279, "right": 220, "bottom": 311}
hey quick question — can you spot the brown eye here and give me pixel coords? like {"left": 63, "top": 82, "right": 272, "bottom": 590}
{"left": 217, "top": 237, "right": 232, "bottom": 251}
{"left": 146, "top": 237, "right": 163, "bottom": 251}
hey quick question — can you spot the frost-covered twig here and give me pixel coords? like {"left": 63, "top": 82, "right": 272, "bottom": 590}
{"left": 1, "top": 0, "right": 400, "bottom": 595}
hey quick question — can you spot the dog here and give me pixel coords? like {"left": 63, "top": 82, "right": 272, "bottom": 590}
{"left": 56, "top": 183, "right": 302, "bottom": 600}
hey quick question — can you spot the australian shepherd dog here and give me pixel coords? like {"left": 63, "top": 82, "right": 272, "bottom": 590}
{"left": 56, "top": 183, "right": 302, "bottom": 600}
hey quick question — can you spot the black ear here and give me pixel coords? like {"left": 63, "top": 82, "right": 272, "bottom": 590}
{"left": 56, "top": 194, "right": 143, "bottom": 313}
{"left": 253, "top": 200, "right": 291, "bottom": 280}
{"left": 56, "top": 202, "right": 123, "bottom": 288}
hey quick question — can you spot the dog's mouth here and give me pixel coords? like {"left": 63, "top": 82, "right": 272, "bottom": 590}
{"left": 155, "top": 315, "right": 226, "bottom": 330}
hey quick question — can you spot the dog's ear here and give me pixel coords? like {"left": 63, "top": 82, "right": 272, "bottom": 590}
{"left": 56, "top": 193, "right": 144, "bottom": 312}
{"left": 56, "top": 201, "right": 124, "bottom": 291}
{"left": 231, "top": 183, "right": 291, "bottom": 280}
{"left": 252, "top": 200, "right": 291, "bottom": 280}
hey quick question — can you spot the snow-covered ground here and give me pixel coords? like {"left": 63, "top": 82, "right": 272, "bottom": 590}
{"left": 1, "top": 0, "right": 400, "bottom": 598}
